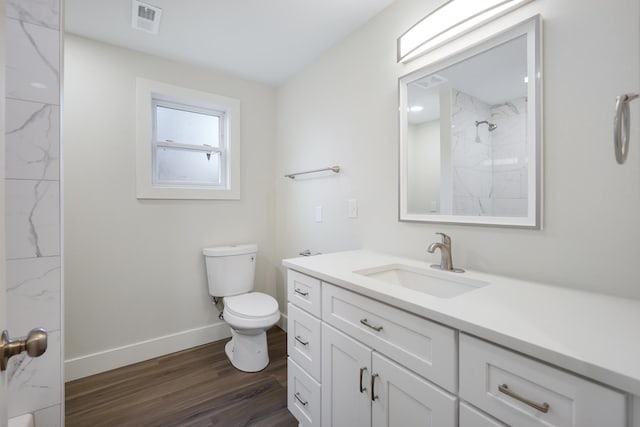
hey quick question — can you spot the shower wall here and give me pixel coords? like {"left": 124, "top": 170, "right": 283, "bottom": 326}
{"left": 451, "top": 89, "right": 493, "bottom": 215}
{"left": 5, "top": 0, "right": 63, "bottom": 425}
{"left": 491, "top": 97, "right": 528, "bottom": 216}
{"left": 450, "top": 89, "right": 528, "bottom": 217}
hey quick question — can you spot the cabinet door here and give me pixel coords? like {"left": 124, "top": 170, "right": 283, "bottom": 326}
{"left": 322, "top": 324, "right": 371, "bottom": 427}
{"left": 371, "top": 352, "right": 457, "bottom": 427}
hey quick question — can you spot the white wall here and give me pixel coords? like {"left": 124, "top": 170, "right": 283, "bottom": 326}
{"left": 275, "top": 0, "right": 640, "bottom": 307}
{"left": 408, "top": 120, "right": 440, "bottom": 213}
{"left": 64, "top": 35, "right": 277, "bottom": 379}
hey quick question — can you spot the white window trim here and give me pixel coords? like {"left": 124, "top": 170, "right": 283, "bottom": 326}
{"left": 136, "top": 77, "right": 241, "bottom": 199}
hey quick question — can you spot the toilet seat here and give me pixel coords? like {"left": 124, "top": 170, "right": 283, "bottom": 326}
{"left": 224, "top": 292, "right": 280, "bottom": 330}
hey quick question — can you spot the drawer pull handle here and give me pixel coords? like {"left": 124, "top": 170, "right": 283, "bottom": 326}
{"left": 295, "top": 336, "right": 309, "bottom": 346}
{"left": 498, "top": 384, "right": 550, "bottom": 414}
{"left": 294, "top": 392, "right": 308, "bottom": 406}
{"left": 371, "top": 373, "right": 379, "bottom": 401}
{"left": 294, "top": 288, "right": 309, "bottom": 297}
{"left": 360, "top": 318, "right": 383, "bottom": 332}
{"left": 359, "top": 367, "right": 368, "bottom": 393}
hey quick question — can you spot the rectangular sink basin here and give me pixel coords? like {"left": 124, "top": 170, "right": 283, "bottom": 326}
{"left": 354, "top": 264, "right": 489, "bottom": 298}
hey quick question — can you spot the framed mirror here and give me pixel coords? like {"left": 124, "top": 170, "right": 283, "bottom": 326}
{"left": 398, "top": 16, "right": 541, "bottom": 228}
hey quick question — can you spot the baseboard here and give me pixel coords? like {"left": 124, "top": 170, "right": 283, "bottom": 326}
{"left": 278, "top": 311, "right": 288, "bottom": 332}
{"left": 64, "top": 322, "right": 231, "bottom": 381}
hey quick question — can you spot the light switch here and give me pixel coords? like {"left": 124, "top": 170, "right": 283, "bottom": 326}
{"left": 315, "top": 206, "right": 323, "bottom": 222}
{"left": 348, "top": 199, "right": 358, "bottom": 218}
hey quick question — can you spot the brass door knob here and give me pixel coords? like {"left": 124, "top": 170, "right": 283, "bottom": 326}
{"left": 0, "top": 328, "right": 48, "bottom": 371}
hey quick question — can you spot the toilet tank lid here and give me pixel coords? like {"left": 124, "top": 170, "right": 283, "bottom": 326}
{"left": 203, "top": 244, "right": 258, "bottom": 256}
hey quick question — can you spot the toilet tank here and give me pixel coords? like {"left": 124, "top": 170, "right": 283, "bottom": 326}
{"left": 203, "top": 244, "right": 257, "bottom": 297}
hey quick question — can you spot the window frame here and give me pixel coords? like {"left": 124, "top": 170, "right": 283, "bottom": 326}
{"left": 136, "top": 78, "right": 240, "bottom": 200}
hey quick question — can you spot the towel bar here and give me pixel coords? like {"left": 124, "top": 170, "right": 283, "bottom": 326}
{"left": 614, "top": 92, "right": 639, "bottom": 164}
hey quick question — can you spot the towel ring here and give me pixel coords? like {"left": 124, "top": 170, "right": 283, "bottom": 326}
{"left": 614, "top": 92, "right": 639, "bottom": 164}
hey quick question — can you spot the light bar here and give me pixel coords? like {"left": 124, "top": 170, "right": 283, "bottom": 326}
{"left": 397, "top": 0, "right": 533, "bottom": 63}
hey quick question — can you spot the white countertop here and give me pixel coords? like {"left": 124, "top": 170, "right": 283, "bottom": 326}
{"left": 283, "top": 250, "right": 640, "bottom": 396}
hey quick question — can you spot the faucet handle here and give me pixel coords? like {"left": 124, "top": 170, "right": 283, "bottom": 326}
{"left": 435, "top": 232, "right": 451, "bottom": 246}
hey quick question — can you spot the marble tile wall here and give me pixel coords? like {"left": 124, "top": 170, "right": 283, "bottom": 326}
{"left": 5, "top": 0, "right": 63, "bottom": 425}
{"left": 450, "top": 89, "right": 528, "bottom": 217}
{"left": 451, "top": 89, "right": 493, "bottom": 216}
{"left": 491, "top": 97, "right": 528, "bottom": 217}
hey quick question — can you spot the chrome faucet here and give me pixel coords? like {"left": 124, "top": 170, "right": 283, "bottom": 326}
{"left": 427, "top": 232, "right": 464, "bottom": 273}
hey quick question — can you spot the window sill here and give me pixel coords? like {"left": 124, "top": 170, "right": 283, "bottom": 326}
{"left": 136, "top": 185, "right": 240, "bottom": 200}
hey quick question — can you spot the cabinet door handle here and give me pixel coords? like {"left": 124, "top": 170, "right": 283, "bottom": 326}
{"left": 370, "top": 373, "right": 379, "bottom": 401}
{"left": 294, "top": 336, "right": 309, "bottom": 346}
{"left": 294, "top": 288, "right": 308, "bottom": 297}
{"left": 294, "top": 392, "right": 308, "bottom": 406}
{"left": 498, "top": 384, "right": 550, "bottom": 413}
{"left": 360, "top": 318, "right": 383, "bottom": 332}
{"left": 359, "top": 367, "right": 368, "bottom": 393}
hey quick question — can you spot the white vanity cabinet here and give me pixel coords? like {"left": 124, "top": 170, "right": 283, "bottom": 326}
{"left": 287, "top": 270, "right": 457, "bottom": 427}
{"left": 285, "top": 267, "right": 633, "bottom": 427}
{"left": 322, "top": 323, "right": 457, "bottom": 427}
{"left": 287, "top": 270, "right": 323, "bottom": 426}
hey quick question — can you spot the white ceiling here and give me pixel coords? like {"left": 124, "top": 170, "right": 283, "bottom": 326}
{"left": 64, "top": 0, "right": 396, "bottom": 85}
{"left": 408, "top": 35, "right": 528, "bottom": 124}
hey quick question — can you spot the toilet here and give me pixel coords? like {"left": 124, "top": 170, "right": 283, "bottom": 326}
{"left": 203, "top": 244, "right": 280, "bottom": 372}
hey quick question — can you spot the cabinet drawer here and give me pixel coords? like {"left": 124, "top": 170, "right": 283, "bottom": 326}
{"left": 289, "top": 358, "right": 321, "bottom": 427}
{"left": 322, "top": 282, "right": 456, "bottom": 393}
{"left": 288, "top": 303, "right": 322, "bottom": 382}
{"left": 460, "top": 402, "right": 507, "bottom": 427}
{"left": 288, "top": 270, "right": 321, "bottom": 318}
{"left": 459, "top": 334, "right": 627, "bottom": 427}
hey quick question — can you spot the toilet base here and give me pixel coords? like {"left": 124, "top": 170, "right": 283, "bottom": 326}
{"left": 224, "top": 328, "right": 270, "bottom": 372}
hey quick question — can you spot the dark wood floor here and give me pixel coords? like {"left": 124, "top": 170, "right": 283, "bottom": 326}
{"left": 65, "top": 328, "right": 297, "bottom": 427}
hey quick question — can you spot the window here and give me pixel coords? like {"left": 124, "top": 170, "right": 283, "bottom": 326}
{"left": 136, "top": 78, "right": 240, "bottom": 199}
{"left": 153, "top": 100, "right": 225, "bottom": 187}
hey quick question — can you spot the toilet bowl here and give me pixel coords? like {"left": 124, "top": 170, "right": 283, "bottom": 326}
{"left": 203, "top": 244, "right": 280, "bottom": 372}
{"left": 223, "top": 292, "right": 280, "bottom": 372}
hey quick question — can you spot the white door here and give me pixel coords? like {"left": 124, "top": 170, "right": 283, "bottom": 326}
{"left": 371, "top": 352, "right": 457, "bottom": 427}
{"left": 321, "top": 324, "right": 371, "bottom": 427}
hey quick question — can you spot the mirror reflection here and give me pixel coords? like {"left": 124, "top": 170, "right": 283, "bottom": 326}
{"left": 402, "top": 30, "right": 537, "bottom": 225}
{"left": 407, "top": 35, "right": 527, "bottom": 216}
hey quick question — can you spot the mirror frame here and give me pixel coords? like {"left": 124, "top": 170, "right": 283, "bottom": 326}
{"left": 398, "top": 15, "right": 542, "bottom": 229}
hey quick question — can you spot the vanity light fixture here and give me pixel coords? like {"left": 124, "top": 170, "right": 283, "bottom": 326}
{"left": 397, "top": 0, "right": 533, "bottom": 63}
{"left": 409, "top": 105, "right": 424, "bottom": 112}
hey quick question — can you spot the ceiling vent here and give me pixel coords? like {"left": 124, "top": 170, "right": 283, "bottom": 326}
{"left": 131, "top": 0, "right": 162, "bottom": 34}
{"left": 413, "top": 74, "right": 448, "bottom": 90}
